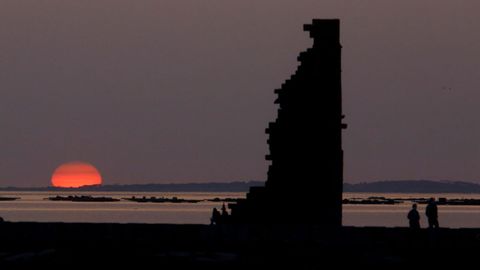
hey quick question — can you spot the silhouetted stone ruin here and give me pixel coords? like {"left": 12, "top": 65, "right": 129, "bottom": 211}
{"left": 228, "top": 19, "right": 346, "bottom": 226}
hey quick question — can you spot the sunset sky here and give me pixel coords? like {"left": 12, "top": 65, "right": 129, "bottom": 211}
{"left": 1, "top": 1, "right": 480, "bottom": 187}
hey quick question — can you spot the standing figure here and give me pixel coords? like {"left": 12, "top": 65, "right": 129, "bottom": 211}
{"left": 425, "top": 198, "right": 439, "bottom": 229}
{"left": 210, "top": 207, "right": 221, "bottom": 225}
{"left": 221, "top": 203, "right": 229, "bottom": 216}
{"left": 220, "top": 203, "right": 230, "bottom": 224}
{"left": 407, "top": 203, "right": 420, "bottom": 229}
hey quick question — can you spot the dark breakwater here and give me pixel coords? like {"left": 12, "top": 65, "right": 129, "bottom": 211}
{"left": 1, "top": 222, "right": 480, "bottom": 268}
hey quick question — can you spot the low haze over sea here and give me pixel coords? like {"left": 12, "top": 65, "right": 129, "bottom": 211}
{"left": 3, "top": 191, "right": 480, "bottom": 228}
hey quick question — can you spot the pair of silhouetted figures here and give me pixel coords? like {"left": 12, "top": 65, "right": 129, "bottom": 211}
{"left": 210, "top": 203, "right": 229, "bottom": 225}
{"left": 408, "top": 198, "right": 439, "bottom": 229}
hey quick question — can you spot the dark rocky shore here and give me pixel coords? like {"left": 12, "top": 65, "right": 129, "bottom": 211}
{"left": 1, "top": 222, "right": 479, "bottom": 268}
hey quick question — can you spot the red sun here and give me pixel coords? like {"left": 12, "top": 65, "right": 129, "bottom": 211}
{"left": 51, "top": 161, "right": 102, "bottom": 188}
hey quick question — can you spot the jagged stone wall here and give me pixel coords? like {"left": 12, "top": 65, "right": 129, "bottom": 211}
{"left": 230, "top": 19, "right": 346, "bottom": 226}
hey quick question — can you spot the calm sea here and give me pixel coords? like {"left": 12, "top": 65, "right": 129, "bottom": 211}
{"left": 2, "top": 191, "right": 480, "bottom": 228}
{"left": 0, "top": 191, "right": 241, "bottom": 224}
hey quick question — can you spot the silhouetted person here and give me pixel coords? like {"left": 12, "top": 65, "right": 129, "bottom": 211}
{"left": 407, "top": 203, "right": 420, "bottom": 229}
{"left": 220, "top": 203, "right": 229, "bottom": 223}
{"left": 210, "top": 207, "right": 221, "bottom": 225}
{"left": 426, "top": 198, "right": 439, "bottom": 229}
{"left": 221, "top": 203, "right": 229, "bottom": 216}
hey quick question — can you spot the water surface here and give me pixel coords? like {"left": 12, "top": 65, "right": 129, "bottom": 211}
{"left": 1, "top": 191, "right": 480, "bottom": 227}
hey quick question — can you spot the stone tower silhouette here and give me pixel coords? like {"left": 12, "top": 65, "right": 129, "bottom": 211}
{"left": 229, "top": 19, "right": 346, "bottom": 226}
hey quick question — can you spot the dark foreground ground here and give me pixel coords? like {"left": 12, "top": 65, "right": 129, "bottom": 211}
{"left": 1, "top": 222, "right": 480, "bottom": 268}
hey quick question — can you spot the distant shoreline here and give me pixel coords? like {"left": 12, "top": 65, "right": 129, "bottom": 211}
{"left": 344, "top": 180, "right": 480, "bottom": 194}
{"left": 0, "top": 181, "right": 264, "bottom": 192}
{"left": 2, "top": 180, "right": 480, "bottom": 193}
